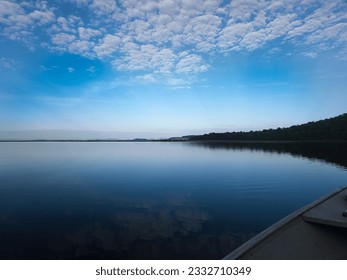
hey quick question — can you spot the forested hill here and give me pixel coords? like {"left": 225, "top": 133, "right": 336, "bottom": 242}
{"left": 190, "top": 113, "right": 347, "bottom": 141}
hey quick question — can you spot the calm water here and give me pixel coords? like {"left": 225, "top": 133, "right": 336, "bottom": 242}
{"left": 0, "top": 142, "right": 346, "bottom": 259}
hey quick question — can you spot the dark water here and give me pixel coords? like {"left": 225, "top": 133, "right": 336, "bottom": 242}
{"left": 0, "top": 142, "right": 346, "bottom": 259}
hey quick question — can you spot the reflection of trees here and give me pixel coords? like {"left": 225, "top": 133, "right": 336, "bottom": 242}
{"left": 188, "top": 141, "right": 347, "bottom": 169}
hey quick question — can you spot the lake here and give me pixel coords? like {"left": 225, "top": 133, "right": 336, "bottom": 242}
{"left": 0, "top": 141, "right": 346, "bottom": 259}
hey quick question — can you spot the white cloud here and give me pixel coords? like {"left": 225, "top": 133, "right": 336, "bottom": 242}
{"left": 51, "top": 33, "right": 76, "bottom": 48}
{"left": 28, "top": 10, "right": 55, "bottom": 25}
{"left": 0, "top": 1, "right": 24, "bottom": 18}
{"left": 0, "top": 1, "right": 55, "bottom": 45}
{"left": 86, "top": 66, "right": 96, "bottom": 73}
{"left": 151, "top": 48, "right": 177, "bottom": 73}
{"left": 218, "top": 21, "right": 254, "bottom": 51}
{"left": 94, "top": 34, "right": 121, "bottom": 57}
{"left": 181, "top": 0, "right": 221, "bottom": 15}
{"left": 51, "top": 16, "right": 80, "bottom": 34}
{"left": 158, "top": 0, "right": 180, "bottom": 16}
{"left": 176, "top": 54, "right": 208, "bottom": 74}
{"left": 267, "top": 1, "right": 285, "bottom": 12}
{"left": 135, "top": 73, "right": 157, "bottom": 83}
{"left": 78, "top": 27, "right": 102, "bottom": 40}
{"left": 228, "top": 0, "right": 266, "bottom": 22}
{"left": 133, "top": 72, "right": 194, "bottom": 88}
{"left": 91, "top": 0, "right": 118, "bottom": 16}
{"left": 239, "top": 29, "right": 268, "bottom": 51}
{"left": 69, "top": 0, "right": 92, "bottom": 7}
{"left": 183, "top": 14, "right": 221, "bottom": 50}
{"left": 121, "top": 0, "right": 158, "bottom": 19}
{"left": 69, "top": 40, "right": 95, "bottom": 57}
{"left": 0, "top": 57, "right": 21, "bottom": 70}
{"left": 284, "top": 1, "right": 346, "bottom": 56}
{"left": 1, "top": 0, "right": 347, "bottom": 81}
{"left": 167, "top": 77, "right": 191, "bottom": 87}
{"left": 287, "top": 18, "right": 321, "bottom": 38}
{"left": 114, "top": 44, "right": 177, "bottom": 73}
{"left": 265, "top": 14, "right": 298, "bottom": 41}
{"left": 303, "top": 52, "right": 317, "bottom": 58}
{"left": 67, "top": 67, "right": 75, "bottom": 73}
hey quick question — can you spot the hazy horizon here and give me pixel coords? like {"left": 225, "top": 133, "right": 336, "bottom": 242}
{"left": 0, "top": 111, "right": 344, "bottom": 140}
{"left": 1, "top": 1, "right": 347, "bottom": 137}
{"left": 0, "top": 128, "right": 182, "bottom": 140}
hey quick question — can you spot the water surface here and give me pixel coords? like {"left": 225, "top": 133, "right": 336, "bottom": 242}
{"left": 0, "top": 142, "right": 346, "bottom": 259}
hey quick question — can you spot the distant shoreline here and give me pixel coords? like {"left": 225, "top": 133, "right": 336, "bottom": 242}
{"left": 1, "top": 113, "right": 346, "bottom": 143}
{"left": 1, "top": 140, "right": 347, "bottom": 143}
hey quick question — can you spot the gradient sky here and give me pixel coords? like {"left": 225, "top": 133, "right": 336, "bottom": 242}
{"left": 0, "top": 0, "right": 347, "bottom": 139}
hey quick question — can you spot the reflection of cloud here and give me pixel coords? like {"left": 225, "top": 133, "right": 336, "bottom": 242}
{"left": 110, "top": 193, "right": 210, "bottom": 241}
{"left": 44, "top": 223, "right": 255, "bottom": 259}
{"left": 0, "top": 191, "right": 255, "bottom": 259}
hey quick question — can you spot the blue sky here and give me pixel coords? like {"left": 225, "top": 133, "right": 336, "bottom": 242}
{"left": 0, "top": 0, "right": 346, "bottom": 139}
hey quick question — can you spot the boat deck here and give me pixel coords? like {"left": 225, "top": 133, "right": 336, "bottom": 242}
{"left": 303, "top": 188, "right": 347, "bottom": 228}
{"left": 224, "top": 187, "right": 347, "bottom": 260}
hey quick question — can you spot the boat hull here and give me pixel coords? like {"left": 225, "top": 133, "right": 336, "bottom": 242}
{"left": 224, "top": 187, "right": 347, "bottom": 260}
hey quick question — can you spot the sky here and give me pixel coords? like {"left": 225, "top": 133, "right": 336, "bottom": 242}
{"left": 0, "top": 0, "right": 346, "bottom": 139}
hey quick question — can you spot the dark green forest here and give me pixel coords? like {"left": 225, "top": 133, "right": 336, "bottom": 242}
{"left": 190, "top": 113, "right": 347, "bottom": 141}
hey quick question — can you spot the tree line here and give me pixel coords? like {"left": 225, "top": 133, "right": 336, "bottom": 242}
{"left": 190, "top": 113, "right": 347, "bottom": 141}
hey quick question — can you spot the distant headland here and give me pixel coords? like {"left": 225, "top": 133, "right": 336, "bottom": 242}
{"left": 186, "top": 113, "right": 347, "bottom": 142}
